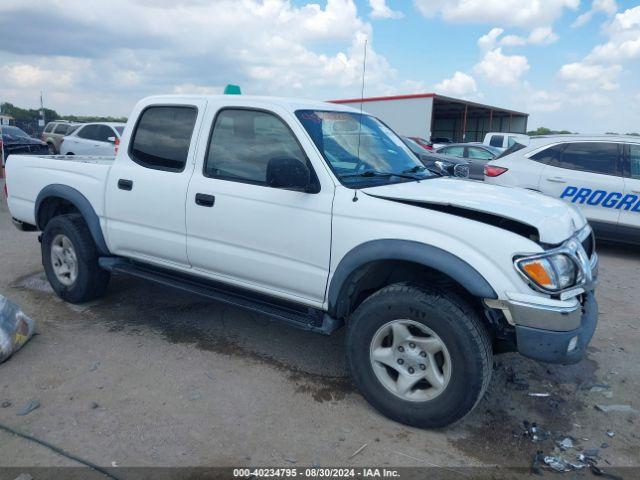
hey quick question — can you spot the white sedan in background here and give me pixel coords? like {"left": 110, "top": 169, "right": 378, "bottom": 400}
{"left": 484, "top": 135, "right": 640, "bottom": 244}
{"left": 60, "top": 122, "right": 125, "bottom": 156}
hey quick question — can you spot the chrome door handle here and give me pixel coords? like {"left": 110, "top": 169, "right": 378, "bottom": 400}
{"left": 546, "top": 177, "right": 567, "bottom": 183}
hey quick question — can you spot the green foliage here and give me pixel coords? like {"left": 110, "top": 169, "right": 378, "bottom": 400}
{"left": 526, "top": 127, "right": 574, "bottom": 136}
{"left": 0, "top": 102, "right": 126, "bottom": 124}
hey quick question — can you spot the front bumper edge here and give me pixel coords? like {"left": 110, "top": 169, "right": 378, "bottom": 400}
{"left": 515, "top": 292, "right": 597, "bottom": 365}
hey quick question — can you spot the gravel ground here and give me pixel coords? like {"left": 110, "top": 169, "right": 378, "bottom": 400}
{"left": 0, "top": 179, "right": 638, "bottom": 478}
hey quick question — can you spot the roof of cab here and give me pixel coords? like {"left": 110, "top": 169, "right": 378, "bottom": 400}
{"left": 140, "top": 94, "right": 362, "bottom": 113}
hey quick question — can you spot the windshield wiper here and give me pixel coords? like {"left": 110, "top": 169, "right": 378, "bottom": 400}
{"left": 405, "top": 164, "right": 442, "bottom": 177}
{"left": 342, "top": 169, "right": 423, "bottom": 181}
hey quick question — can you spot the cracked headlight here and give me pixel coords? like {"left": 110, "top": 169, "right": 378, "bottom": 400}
{"left": 515, "top": 253, "right": 578, "bottom": 292}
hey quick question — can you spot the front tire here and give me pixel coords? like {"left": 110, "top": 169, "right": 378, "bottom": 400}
{"left": 346, "top": 283, "right": 492, "bottom": 428}
{"left": 41, "top": 214, "right": 110, "bottom": 303}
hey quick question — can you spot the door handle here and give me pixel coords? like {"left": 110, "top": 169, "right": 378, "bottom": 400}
{"left": 118, "top": 179, "right": 133, "bottom": 191}
{"left": 195, "top": 193, "right": 215, "bottom": 207}
{"left": 546, "top": 177, "right": 567, "bottom": 183}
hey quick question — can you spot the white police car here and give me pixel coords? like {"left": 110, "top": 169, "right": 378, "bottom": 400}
{"left": 484, "top": 135, "right": 640, "bottom": 244}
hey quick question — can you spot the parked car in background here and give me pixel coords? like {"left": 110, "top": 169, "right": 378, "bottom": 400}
{"left": 431, "top": 136, "right": 453, "bottom": 149}
{"left": 403, "top": 137, "right": 469, "bottom": 178}
{"left": 483, "top": 132, "right": 529, "bottom": 151}
{"left": 1, "top": 125, "right": 49, "bottom": 163}
{"left": 406, "top": 136, "right": 433, "bottom": 151}
{"left": 435, "top": 142, "right": 502, "bottom": 179}
{"left": 42, "top": 121, "right": 82, "bottom": 154}
{"left": 484, "top": 135, "right": 640, "bottom": 244}
{"left": 60, "top": 122, "right": 125, "bottom": 156}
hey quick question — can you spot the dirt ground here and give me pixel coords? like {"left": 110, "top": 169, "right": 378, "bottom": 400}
{"left": 0, "top": 179, "right": 638, "bottom": 478}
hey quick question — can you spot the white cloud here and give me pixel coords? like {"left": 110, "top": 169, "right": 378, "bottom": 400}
{"left": 585, "top": 6, "right": 640, "bottom": 63}
{"left": 474, "top": 48, "right": 530, "bottom": 85}
{"left": 572, "top": 0, "right": 617, "bottom": 27}
{"left": 413, "top": 0, "right": 579, "bottom": 28}
{"left": 558, "top": 5, "right": 637, "bottom": 94}
{"left": 434, "top": 72, "right": 478, "bottom": 97}
{"left": 369, "top": 0, "right": 403, "bottom": 19}
{"left": 558, "top": 62, "right": 622, "bottom": 91}
{"left": 0, "top": 0, "right": 407, "bottom": 115}
{"left": 477, "top": 28, "right": 504, "bottom": 50}
{"left": 478, "top": 26, "right": 558, "bottom": 50}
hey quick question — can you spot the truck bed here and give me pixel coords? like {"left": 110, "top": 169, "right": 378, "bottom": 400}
{"left": 5, "top": 154, "right": 115, "bottom": 227}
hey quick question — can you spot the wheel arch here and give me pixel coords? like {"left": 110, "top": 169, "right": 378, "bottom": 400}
{"left": 35, "top": 184, "right": 110, "bottom": 256}
{"left": 327, "top": 239, "right": 497, "bottom": 320}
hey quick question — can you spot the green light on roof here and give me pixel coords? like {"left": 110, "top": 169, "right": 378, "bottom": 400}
{"left": 223, "top": 84, "right": 242, "bottom": 95}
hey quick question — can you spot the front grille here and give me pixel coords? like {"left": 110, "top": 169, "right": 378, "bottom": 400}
{"left": 582, "top": 231, "right": 594, "bottom": 258}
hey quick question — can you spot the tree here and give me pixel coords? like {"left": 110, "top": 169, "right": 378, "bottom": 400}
{"left": 526, "top": 127, "right": 574, "bottom": 136}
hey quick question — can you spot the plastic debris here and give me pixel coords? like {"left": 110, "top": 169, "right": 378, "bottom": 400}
{"left": 606, "top": 430, "right": 615, "bottom": 438}
{"left": 601, "top": 442, "right": 610, "bottom": 449}
{"left": 595, "top": 404, "right": 636, "bottom": 413}
{"left": 17, "top": 399, "right": 40, "bottom": 416}
{"left": 0, "top": 296, "right": 36, "bottom": 363}
{"left": 557, "top": 437, "right": 574, "bottom": 450}
{"left": 1, "top": 401, "right": 11, "bottom": 408}
{"left": 89, "top": 361, "right": 100, "bottom": 372}
{"left": 528, "top": 392, "right": 551, "bottom": 397}
{"left": 523, "top": 421, "right": 549, "bottom": 443}
{"left": 544, "top": 456, "right": 572, "bottom": 472}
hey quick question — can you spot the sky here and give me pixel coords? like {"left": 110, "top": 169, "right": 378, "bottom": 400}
{"left": 0, "top": 0, "right": 638, "bottom": 133}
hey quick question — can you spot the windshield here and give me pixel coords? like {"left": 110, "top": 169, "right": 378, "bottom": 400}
{"left": 296, "top": 110, "right": 433, "bottom": 188}
{"left": 1, "top": 126, "right": 30, "bottom": 139}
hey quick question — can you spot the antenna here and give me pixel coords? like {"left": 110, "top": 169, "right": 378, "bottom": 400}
{"left": 353, "top": 37, "right": 368, "bottom": 203}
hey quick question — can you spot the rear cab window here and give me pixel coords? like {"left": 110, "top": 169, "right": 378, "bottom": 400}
{"left": 489, "top": 135, "right": 504, "bottom": 148}
{"left": 44, "top": 123, "right": 55, "bottom": 133}
{"left": 53, "top": 124, "right": 70, "bottom": 135}
{"left": 129, "top": 106, "right": 197, "bottom": 172}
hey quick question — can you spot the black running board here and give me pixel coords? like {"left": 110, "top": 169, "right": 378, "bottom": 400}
{"left": 99, "top": 257, "right": 343, "bottom": 335}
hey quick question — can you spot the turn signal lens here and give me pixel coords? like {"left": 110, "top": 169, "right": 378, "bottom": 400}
{"left": 521, "top": 260, "right": 554, "bottom": 288}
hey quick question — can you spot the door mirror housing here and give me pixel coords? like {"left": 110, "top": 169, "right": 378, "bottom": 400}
{"left": 107, "top": 136, "right": 116, "bottom": 143}
{"left": 266, "top": 157, "right": 317, "bottom": 192}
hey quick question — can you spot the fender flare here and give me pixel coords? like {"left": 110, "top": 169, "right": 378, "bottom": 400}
{"left": 35, "top": 184, "right": 110, "bottom": 255}
{"left": 327, "top": 239, "right": 497, "bottom": 317}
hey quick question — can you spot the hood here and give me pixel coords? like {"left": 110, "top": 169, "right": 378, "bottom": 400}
{"left": 364, "top": 178, "right": 586, "bottom": 245}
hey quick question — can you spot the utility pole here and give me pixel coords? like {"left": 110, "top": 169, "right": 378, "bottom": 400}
{"left": 39, "top": 91, "right": 46, "bottom": 131}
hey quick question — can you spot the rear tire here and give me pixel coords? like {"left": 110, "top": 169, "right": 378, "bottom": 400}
{"left": 346, "top": 282, "right": 492, "bottom": 428}
{"left": 41, "top": 214, "right": 110, "bottom": 303}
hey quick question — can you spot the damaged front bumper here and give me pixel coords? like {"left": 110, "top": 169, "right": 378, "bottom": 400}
{"left": 511, "top": 292, "right": 597, "bottom": 364}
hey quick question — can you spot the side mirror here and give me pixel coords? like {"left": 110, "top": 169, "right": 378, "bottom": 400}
{"left": 107, "top": 136, "right": 116, "bottom": 143}
{"left": 266, "top": 157, "right": 315, "bottom": 192}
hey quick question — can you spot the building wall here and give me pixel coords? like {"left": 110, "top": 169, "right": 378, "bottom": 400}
{"left": 354, "top": 97, "right": 433, "bottom": 139}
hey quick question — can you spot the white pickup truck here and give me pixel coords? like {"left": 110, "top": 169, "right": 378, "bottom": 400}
{"left": 4, "top": 95, "right": 598, "bottom": 428}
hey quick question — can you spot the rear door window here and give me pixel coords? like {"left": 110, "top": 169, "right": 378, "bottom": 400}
{"left": 554, "top": 142, "right": 620, "bottom": 176}
{"left": 467, "top": 147, "right": 494, "bottom": 160}
{"left": 629, "top": 144, "right": 640, "bottom": 179}
{"left": 441, "top": 146, "right": 465, "bottom": 157}
{"left": 53, "top": 124, "right": 70, "bottom": 134}
{"left": 76, "top": 125, "right": 100, "bottom": 140}
{"left": 489, "top": 135, "right": 504, "bottom": 148}
{"left": 129, "top": 106, "right": 197, "bottom": 172}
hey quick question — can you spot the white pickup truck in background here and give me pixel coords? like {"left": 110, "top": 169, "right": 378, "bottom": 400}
{"left": 4, "top": 94, "right": 598, "bottom": 428}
